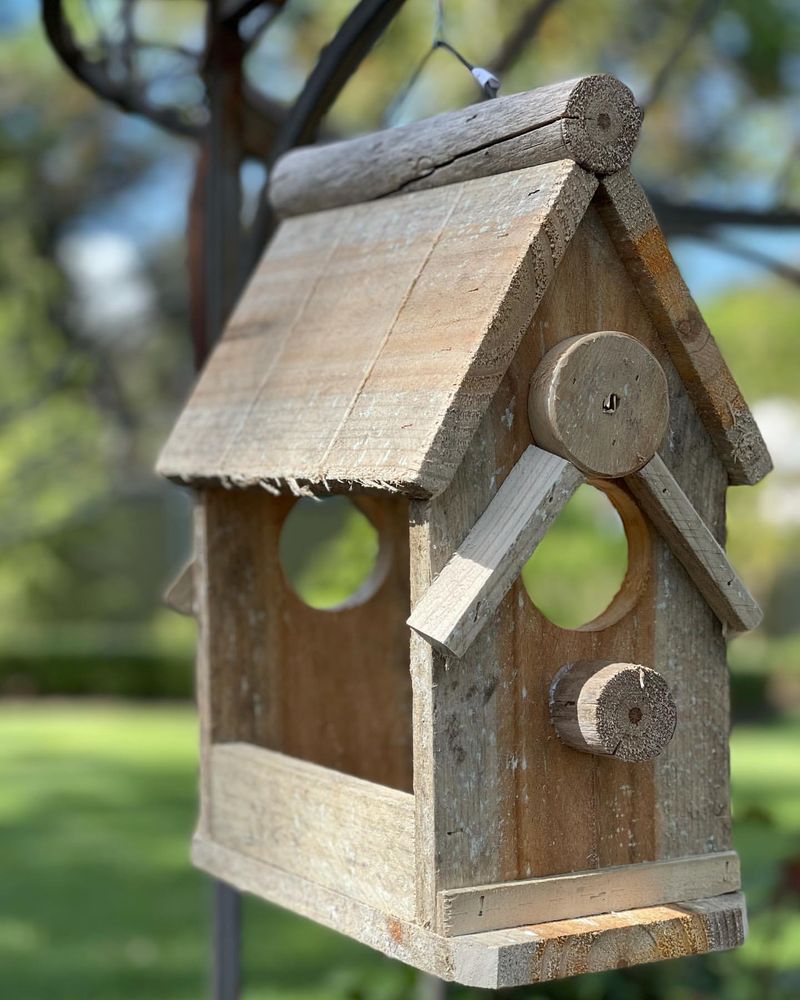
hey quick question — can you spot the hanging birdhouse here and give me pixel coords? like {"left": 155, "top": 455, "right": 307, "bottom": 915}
{"left": 158, "top": 75, "right": 770, "bottom": 988}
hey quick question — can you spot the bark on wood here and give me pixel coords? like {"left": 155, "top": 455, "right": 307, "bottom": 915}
{"left": 269, "top": 75, "right": 640, "bottom": 217}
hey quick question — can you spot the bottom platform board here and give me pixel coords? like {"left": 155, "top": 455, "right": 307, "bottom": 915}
{"left": 193, "top": 837, "right": 747, "bottom": 988}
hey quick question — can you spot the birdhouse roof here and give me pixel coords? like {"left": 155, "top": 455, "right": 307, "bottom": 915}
{"left": 158, "top": 83, "right": 769, "bottom": 496}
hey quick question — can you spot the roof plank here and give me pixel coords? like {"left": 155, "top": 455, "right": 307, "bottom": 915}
{"left": 157, "top": 160, "right": 597, "bottom": 495}
{"left": 596, "top": 170, "right": 772, "bottom": 486}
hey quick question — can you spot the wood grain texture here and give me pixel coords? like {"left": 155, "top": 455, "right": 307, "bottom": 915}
{"left": 208, "top": 742, "right": 416, "bottom": 920}
{"left": 158, "top": 162, "right": 597, "bottom": 496}
{"left": 597, "top": 170, "right": 771, "bottom": 486}
{"left": 411, "top": 205, "right": 735, "bottom": 924}
{"left": 269, "top": 76, "right": 641, "bottom": 217}
{"left": 439, "top": 851, "right": 739, "bottom": 936}
{"left": 628, "top": 454, "right": 762, "bottom": 632}
{"left": 528, "top": 331, "right": 669, "bottom": 477}
{"left": 550, "top": 661, "right": 677, "bottom": 761}
{"left": 407, "top": 446, "right": 584, "bottom": 658}
{"left": 199, "top": 488, "right": 413, "bottom": 791}
{"left": 194, "top": 837, "right": 746, "bottom": 988}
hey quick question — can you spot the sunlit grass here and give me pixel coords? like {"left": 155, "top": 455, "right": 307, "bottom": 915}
{"left": 0, "top": 703, "right": 797, "bottom": 999}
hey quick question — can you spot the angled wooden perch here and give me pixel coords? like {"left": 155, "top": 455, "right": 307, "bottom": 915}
{"left": 407, "top": 446, "right": 584, "bottom": 658}
{"left": 626, "top": 454, "right": 761, "bottom": 632}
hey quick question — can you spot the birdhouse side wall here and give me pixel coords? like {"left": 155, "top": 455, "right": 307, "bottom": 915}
{"left": 410, "top": 203, "right": 731, "bottom": 926}
{"left": 194, "top": 487, "right": 413, "bottom": 799}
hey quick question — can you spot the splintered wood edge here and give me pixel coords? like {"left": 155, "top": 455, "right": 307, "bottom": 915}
{"left": 269, "top": 75, "right": 640, "bottom": 217}
{"left": 407, "top": 447, "right": 584, "bottom": 657}
{"left": 627, "top": 455, "right": 762, "bottom": 632}
{"left": 193, "top": 836, "right": 746, "bottom": 989}
{"left": 438, "top": 851, "right": 740, "bottom": 936}
{"left": 596, "top": 171, "right": 771, "bottom": 487}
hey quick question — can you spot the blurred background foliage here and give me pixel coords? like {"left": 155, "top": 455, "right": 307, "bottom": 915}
{"left": 0, "top": 0, "right": 798, "bottom": 998}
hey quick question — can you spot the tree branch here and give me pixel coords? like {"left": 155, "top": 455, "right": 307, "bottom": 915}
{"left": 490, "top": 0, "right": 562, "bottom": 76}
{"left": 41, "top": 0, "right": 203, "bottom": 138}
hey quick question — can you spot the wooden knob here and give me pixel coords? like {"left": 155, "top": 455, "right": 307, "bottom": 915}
{"left": 549, "top": 661, "right": 677, "bottom": 762}
{"left": 528, "top": 331, "right": 669, "bottom": 478}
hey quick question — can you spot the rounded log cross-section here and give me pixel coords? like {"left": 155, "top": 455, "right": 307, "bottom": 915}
{"left": 528, "top": 331, "right": 669, "bottom": 478}
{"left": 550, "top": 661, "right": 677, "bottom": 762}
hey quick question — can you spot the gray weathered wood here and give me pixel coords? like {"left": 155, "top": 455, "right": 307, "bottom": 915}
{"left": 194, "top": 836, "right": 746, "bottom": 988}
{"left": 163, "top": 559, "right": 196, "bottom": 616}
{"left": 549, "top": 661, "right": 677, "bottom": 762}
{"left": 209, "top": 742, "right": 416, "bottom": 920}
{"left": 439, "top": 850, "right": 740, "bottom": 936}
{"left": 596, "top": 170, "right": 771, "bottom": 486}
{"left": 627, "top": 454, "right": 762, "bottom": 632}
{"left": 407, "top": 446, "right": 584, "bottom": 657}
{"left": 269, "top": 75, "right": 641, "bottom": 217}
{"left": 528, "top": 330, "right": 669, "bottom": 477}
{"left": 158, "top": 162, "right": 597, "bottom": 496}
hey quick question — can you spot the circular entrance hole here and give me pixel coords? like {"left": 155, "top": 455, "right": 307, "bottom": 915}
{"left": 521, "top": 483, "right": 639, "bottom": 630}
{"left": 279, "top": 497, "right": 383, "bottom": 611}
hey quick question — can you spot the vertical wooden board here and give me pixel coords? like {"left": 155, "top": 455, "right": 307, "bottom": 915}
{"left": 203, "top": 488, "right": 413, "bottom": 792}
{"left": 412, "top": 203, "right": 732, "bottom": 915}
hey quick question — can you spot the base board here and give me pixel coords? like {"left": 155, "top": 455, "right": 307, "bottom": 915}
{"left": 193, "top": 837, "right": 747, "bottom": 989}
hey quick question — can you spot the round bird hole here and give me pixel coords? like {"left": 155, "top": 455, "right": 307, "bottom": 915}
{"left": 279, "top": 497, "right": 383, "bottom": 611}
{"left": 521, "top": 483, "right": 637, "bottom": 630}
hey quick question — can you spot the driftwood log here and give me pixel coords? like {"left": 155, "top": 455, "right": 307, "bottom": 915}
{"left": 269, "top": 74, "right": 641, "bottom": 217}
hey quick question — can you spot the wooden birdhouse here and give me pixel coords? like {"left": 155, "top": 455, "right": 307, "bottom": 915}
{"left": 159, "top": 76, "right": 771, "bottom": 988}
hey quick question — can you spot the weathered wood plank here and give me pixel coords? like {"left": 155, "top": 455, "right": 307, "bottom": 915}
{"left": 439, "top": 851, "right": 740, "bottom": 936}
{"left": 193, "top": 837, "right": 746, "bottom": 988}
{"left": 627, "top": 454, "right": 762, "bottom": 632}
{"left": 596, "top": 170, "right": 771, "bottom": 486}
{"left": 159, "top": 162, "right": 597, "bottom": 497}
{"left": 200, "top": 488, "right": 413, "bottom": 791}
{"left": 269, "top": 75, "right": 640, "bottom": 217}
{"left": 209, "top": 742, "right": 416, "bottom": 920}
{"left": 408, "top": 446, "right": 584, "bottom": 657}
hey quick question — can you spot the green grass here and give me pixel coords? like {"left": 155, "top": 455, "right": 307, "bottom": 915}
{"left": 0, "top": 703, "right": 798, "bottom": 1000}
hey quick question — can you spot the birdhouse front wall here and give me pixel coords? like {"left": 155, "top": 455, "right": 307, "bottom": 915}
{"left": 410, "top": 203, "right": 732, "bottom": 926}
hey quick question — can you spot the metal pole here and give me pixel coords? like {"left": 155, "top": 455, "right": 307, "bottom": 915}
{"left": 212, "top": 881, "right": 243, "bottom": 1000}
{"left": 198, "top": 4, "right": 247, "bottom": 998}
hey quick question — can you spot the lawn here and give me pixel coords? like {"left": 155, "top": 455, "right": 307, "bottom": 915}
{"left": 0, "top": 703, "right": 798, "bottom": 1000}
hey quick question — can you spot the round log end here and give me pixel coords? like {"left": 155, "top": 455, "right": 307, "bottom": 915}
{"left": 550, "top": 661, "right": 677, "bottom": 763}
{"left": 528, "top": 330, "right": 669, "bottom": 478}
{"left": 562, "top": 74, "right": 643, "bottom": 174}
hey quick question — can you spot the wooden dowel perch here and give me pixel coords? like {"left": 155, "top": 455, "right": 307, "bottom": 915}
{"left": 550, "top": 661, "right": 677, "bottom": 762}
{"left": 270, "top": 74, "right": 641, "bottom": 217}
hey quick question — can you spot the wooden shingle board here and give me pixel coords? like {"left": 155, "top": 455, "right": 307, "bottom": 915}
{"left": 157, "top": 160, "right": 597, "bottom": 496}
{"left": 596, "top": 170, "right": 771, "bottom": 486}
{"left": 193, "top": 836, "right": 746, "bottom": 988}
